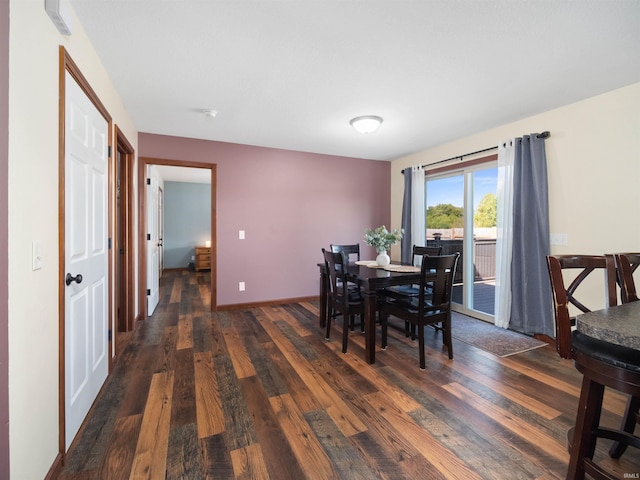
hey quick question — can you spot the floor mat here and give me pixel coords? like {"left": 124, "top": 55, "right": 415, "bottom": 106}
{"left": 451, "top": 312, "right": 548, "bottom": 357}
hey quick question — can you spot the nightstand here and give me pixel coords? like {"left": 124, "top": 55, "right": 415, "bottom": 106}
{"left": 195, "top": 246, "right": 211, "bottom": 271}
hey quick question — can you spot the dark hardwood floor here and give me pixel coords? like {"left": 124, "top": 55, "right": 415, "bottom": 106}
{"left": 58, "top": 270, "right": 640, "bottom": 479}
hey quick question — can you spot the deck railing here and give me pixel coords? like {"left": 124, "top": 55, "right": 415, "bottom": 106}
{"left": 426, "top": 236, "right": 496, "bottom": 282}
{"left": 473, "top": 239, "right": 496, "bottom": 280}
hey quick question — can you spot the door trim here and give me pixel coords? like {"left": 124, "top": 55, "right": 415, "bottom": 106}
{"left": 158, "top": 186, "right": 164, "bottom": 273}
{"left": 111, "top": 125, "right": 135, "bottom": 332}
{"left": 58, "top": 47, "right": 113, "bottom": 454}
{"left": 115, "top": 126, "right": 135, "bottom": 334}
{"left": 138, "top": 157, "right": 217, "bottom": 319}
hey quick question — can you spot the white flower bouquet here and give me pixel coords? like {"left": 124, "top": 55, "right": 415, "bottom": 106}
{"left": 363, "top": 225, "right": 404, "bottom": 253}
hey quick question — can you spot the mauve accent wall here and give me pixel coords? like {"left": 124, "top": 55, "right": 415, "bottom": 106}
{"left": 0, "top": 1, "right": 9, "bottom": 477}
{"left": 139, "top": 133, "right": 391, "bottom": 307}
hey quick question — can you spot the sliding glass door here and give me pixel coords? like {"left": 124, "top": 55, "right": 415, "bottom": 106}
{"left": 425, "top": 162, "right": 497, "bottom": 320}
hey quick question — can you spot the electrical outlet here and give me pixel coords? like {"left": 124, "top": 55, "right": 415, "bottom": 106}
{"left": 239, "top": 281, "right": 245, "bottom": 291}
{"left": 550, "top": 233, "right": 568, "bottom": 246}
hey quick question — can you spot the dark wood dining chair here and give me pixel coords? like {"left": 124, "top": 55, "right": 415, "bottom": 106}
{"left": 322, "top": 248, "right": 364, "bottom": 353}
{"left": 387, "top": 245, "right": 442, "bottom": 294}
{"left": 412, "top": 245, "right": 443, "bottom": 260}
{"left": 546, "top": 255, "right": 617, "bottom": 359}
{"left": 546, "top": 255, "right": 640, "bottom": 478}
{"left": 330, "top": 243, "right": 363, "bottom": 331}
{"left": 330, "top": 243, "right": 360, "bottom": 263}
{"left": 380, "top": 253, "right": 459, "bottom": 369}
{"left": 385, "top": 245, "right": 443, "bottom": 337}
{"left": 613, "top": 253, "right": 639, "bottom": 303}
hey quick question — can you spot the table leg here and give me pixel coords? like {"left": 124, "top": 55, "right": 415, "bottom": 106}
{"left": 319, "top": 270, "right": 328, "bottom": 328}
{"left": 364, "top": 291, "right": 377, "bottom": 364}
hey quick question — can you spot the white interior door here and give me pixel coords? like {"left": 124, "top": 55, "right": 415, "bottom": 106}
{"left": 146, "top": 166, "right": 160, "bottom": 315}
{"left": 64, "top": 71, "right": 109, "bottom": 450}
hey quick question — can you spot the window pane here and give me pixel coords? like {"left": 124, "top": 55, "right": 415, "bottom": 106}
{"left": 425, "top": 174, "right": 464, "bottom": 304}
{"left": 471, "top": 167, "right": 497, "bottom": 315}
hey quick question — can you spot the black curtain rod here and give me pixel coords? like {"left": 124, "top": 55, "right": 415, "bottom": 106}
{"left": 401, "top": 131, "right": 550, "bottom": 173}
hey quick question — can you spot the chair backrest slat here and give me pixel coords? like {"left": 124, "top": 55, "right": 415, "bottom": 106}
{"left": 412, "top": 245, "right": 442, "bottom": 266}
{"left": 614, "top": 253, "right": 639, "bottom": 304}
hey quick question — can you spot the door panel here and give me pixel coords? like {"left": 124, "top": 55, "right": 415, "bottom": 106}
{"left": 425, "top": 164, "right": 497, "bottom": 319}
{"left": 146, "top": 166, "right": 160, "bottom": 315}
{"left": 64, "top": 71, "right": 109, "bottom": 450}
{"left": 470, "top": 167, "right": 497, "bottom": 315}
{"left": 426, "top": 173, "right": 465, "bottom": 304}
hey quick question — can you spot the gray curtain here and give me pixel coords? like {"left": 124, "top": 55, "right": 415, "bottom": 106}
{"left": 400, "top": 168, "right": 412, "bottom": 264}
{"left": 509, "top": 134, "right": 553, "bottom": 336}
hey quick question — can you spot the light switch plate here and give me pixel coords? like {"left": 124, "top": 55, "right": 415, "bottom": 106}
{"left": 32, "top": 241, "right": 42, "bottom": 270}
{"left": 239, "top": 230, "right": 245, "bottom": 240}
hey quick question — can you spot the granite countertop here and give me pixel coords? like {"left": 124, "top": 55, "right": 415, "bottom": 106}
{"left": 576, "top": 301, "right": 640, "bottom": 350}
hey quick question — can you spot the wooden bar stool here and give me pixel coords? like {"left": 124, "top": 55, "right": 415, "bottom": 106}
{"left": 547, "top": 255, "right": 640, "bottom": 479}
{"left": 570, "top": 331, "right": 640, "bottom": 479}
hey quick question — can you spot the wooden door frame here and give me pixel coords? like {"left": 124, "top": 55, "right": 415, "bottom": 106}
{"left": 158, "top": 186, "right": 164, "bottom": 273}
{"left": 58, "top": 47, "right": 113, "bottom": 456}
{"left": 138, "top": 157, "right": 217, "bottom": 319}
{"left": 115, "top": 126, "right": 135, "bottom": 333}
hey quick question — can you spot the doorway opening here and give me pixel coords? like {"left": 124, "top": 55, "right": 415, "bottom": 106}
{"left": 425, "top": 156, "right": 497, "bottom": 322}
{"left": 138, "top": 157, "right": 217, "bottom": 319}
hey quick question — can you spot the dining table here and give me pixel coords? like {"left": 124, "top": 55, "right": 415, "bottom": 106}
{"left": 318, "top": 260, "right": 427, "bottom": 364}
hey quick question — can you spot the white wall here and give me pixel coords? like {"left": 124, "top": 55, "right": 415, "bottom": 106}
{"left": 8, "top": 1, "right": 137, "bottom": 478}
{"left": 391, "top": 82, "right": 640, "bottom": 310}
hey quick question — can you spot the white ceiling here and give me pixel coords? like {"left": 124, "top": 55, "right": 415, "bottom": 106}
{"left": 70, "top": 0, "right": 640, "bottom": 161}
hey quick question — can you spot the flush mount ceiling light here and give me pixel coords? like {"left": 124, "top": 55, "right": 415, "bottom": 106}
{"left": 350, "top": 115, "right": 383, "bottom": 134}
{"left": 202, "top": 109, "right": 218, "bottom": 119}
